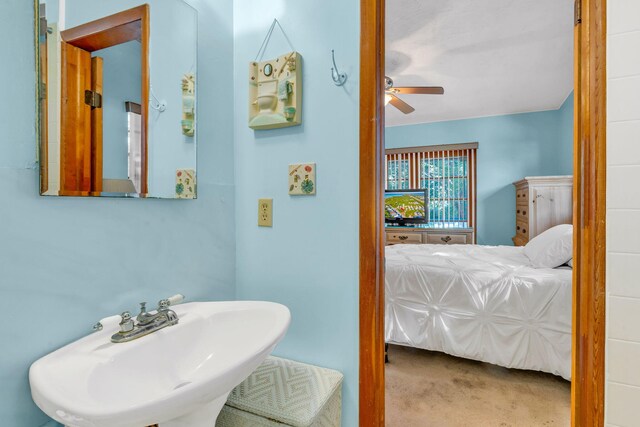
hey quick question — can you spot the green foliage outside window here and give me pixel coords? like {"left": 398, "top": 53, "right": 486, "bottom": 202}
{"left": 386, "top": 155, "right": 471, "bottom": 228}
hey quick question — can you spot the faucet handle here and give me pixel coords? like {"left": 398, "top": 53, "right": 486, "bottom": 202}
{"left": 166, "top": 294, "right": 185, "bottom": 306}
{"left": 158, "top": 294, "right": 185, "bottom": 311}
{"left": 138, "top": 302, "right": 148, "bottom": 315}
{"left": 119, "top": 311, "right": 134, "bottom": 333}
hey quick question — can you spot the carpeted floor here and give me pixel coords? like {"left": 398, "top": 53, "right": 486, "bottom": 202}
{"left": 385, "top": 345, "right": 571, "bottom": 427}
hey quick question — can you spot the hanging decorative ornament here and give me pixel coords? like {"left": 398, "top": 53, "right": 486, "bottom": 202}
{"left": 249, "top": 20, "right": 302, "bottom": 130}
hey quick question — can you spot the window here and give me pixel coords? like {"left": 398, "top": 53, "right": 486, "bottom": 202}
{"left": 125, "top": 102, "right": 142, "bottom": 194}
{"left": 386, "top": 158, "right": 410, "bottom": 190}
{"left": 385, "top": 143, "right": 477, "bottom": 229}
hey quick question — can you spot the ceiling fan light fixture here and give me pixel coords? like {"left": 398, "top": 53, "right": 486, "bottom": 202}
{"left": 383, "top": 75, "right": 445, "bottom": 114}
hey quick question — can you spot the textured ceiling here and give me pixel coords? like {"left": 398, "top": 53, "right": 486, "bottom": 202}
{"left": 385, "top": 0, "right": 574, "bottom": 127}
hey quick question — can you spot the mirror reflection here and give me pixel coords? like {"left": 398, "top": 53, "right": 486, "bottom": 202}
{"left": 38, "top": 0, "right": 197, "bottom": 199}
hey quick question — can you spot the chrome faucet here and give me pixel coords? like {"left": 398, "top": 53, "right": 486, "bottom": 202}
{"left": 136, "top": 302, "right": 154, "bottom": 325}
{"left": 111, "top": 295, "right": 184, "bottom": 343}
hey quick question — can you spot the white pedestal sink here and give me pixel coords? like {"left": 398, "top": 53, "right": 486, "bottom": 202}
{"left": 29, "top": 301, "right": 291, "bottom": 427}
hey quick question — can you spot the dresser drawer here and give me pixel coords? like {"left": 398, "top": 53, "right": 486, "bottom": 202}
{"left": 515, "top": 220, "right": 529, "bottom": 240}
{"left": 425, "top": 233, "right": 468, "bottom": 245}
{"left": 386, "top": 232, "right": 423, "bottom": 244}
{"left": 516, "top": 206, "right": 529, "bottom": 222}
{"left": 516, "top": 188, "right": 529, "bottom": 205}
{"left": 513, "top": 235, "right": 528, "bottom": 247}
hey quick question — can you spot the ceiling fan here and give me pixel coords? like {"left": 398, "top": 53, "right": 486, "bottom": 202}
{"left": 384, "top": 76, "right": 445, "bottom": 114}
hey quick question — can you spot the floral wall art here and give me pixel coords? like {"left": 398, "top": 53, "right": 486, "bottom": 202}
{"left": 288, "top": 163, "right": 316, "bottom": 196}
{"left": 175, "top": 169, "right": 196, "bottom": 199}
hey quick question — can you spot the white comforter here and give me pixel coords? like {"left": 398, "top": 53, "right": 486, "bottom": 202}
{"left": 385, "top": 244, "right": 572, "bottom": 380}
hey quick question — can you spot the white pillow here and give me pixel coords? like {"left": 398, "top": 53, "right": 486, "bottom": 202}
{"left": 524, "top": 224, "right": 573, "bottom": 268}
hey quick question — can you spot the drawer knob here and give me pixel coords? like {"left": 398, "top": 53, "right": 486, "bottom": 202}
{"left": 441, "top": 236, "right": 452, "bottom": 243}
{"left": 517, "top": 226, "right": 521, "bottom": 230}
{"left": 523, "top": 211, "right": 526, "bottom": 215}
{"left": 398, "top": 236, "right": 408, "bottom": 241}
{"left": 523, "top": 229, "right": 527, "bottom": 233}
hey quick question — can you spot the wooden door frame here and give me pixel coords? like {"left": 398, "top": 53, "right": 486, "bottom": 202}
{"left": 358, "top": 0, "right": 607, "bottom": 425}
{"left": 59, "top": 4, "right": 150, "bottom": 195}
{"left": 359, "top": 0, "right": 386, "bottom": 425}
{"left": 571, "top": 0, "right": 607, "bottom": 425}
{"left": 38, "top": 3, "right": 49, "bottom": 194}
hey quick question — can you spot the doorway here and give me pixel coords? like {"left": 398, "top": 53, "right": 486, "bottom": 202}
{"left": 51, "top": 5, "right": 149, "bottom": 196}
{"left": 359, "top": 0, "right": 607, "bottom": 425}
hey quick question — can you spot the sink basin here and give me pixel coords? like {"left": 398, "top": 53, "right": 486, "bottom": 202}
{"left": 30, "top": 301, "right": 291, "bottom": 427}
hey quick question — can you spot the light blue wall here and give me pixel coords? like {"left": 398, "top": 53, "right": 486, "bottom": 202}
{"left": 558, "top": 93, "right": 574, "bottom": 175}
{"left": 386, "top": 95, "right": 574, "bottom": 246}
{"left": 43, "top": 0, "right": 58, "bottom": 23}
{"left": 0, "top": 0, "right": 235, "bottom": 425}
{"left": 233, "top": 1, "right": 360, "bottom": 426}
{"left": 94, "top": 41, "right": 142, "bottom": 179}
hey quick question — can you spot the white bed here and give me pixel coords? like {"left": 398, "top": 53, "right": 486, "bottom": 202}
{"left": 385, "top": 243, "right": 572, "bottom": 380}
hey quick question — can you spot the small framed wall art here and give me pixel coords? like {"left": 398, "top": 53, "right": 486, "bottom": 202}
{"left": 176, "top": 169, "right": 196, "bottom": 199}
{"left": 288, "top": 163, "right": 316, "bottom": 196}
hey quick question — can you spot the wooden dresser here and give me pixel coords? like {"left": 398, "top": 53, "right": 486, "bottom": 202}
{"left": 512, "top": 176, "right": 573, "bottom": 246}
{"left": 385, "top": 227, "right": 475, "bottom": 246}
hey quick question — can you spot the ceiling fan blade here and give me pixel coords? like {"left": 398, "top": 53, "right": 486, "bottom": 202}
{"left": 388, "top": 94, "right": 415, "bottom": 114}
{"left": 393, "top": 86, "right": 445, "bottom": 95}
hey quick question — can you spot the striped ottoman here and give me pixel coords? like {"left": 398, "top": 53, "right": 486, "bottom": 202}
{"left": 216, "top": 357, "right": 343, "bottom": 427}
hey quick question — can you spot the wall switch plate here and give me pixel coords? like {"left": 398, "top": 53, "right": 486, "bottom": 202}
{"left": 258, "top": 198, "right": 273, "bottom": 227}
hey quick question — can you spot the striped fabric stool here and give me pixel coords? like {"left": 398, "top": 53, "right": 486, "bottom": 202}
{"left": 216, "top": 356, "right": 343, "bottom": 427}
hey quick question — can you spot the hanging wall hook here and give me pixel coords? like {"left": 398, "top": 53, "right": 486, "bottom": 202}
{"left": 149, "top": 85, "right": 167, "bottom": 113}
{"left": 331, "top": 50, "right": 348, "bottom": 86}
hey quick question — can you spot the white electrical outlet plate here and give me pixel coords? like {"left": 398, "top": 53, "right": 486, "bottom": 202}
{"left": 258, "top": 198, "right": 273, "bottom": 227}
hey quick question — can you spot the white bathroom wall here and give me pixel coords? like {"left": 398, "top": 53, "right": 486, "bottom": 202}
{"left": 606, "top": 1, "right": 640, "bottom": 425}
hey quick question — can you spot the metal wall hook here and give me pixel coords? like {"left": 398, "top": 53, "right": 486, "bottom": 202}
{"left": 331, "top": 50, "right": 348, "bottom": 86}
{"left": 149, "top": 85, "right": 167, "bottom": 113}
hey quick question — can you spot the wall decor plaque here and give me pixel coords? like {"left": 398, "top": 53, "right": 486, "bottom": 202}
{"left": 249, "top": 51, "right": 302, "bottom": 130}
{"left": 288, "top": 163, "right": 316, "bottom": 196}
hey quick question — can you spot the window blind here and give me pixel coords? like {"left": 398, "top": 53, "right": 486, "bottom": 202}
{"left": 385, "top": 143, "right": 477, "bottom": 229}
